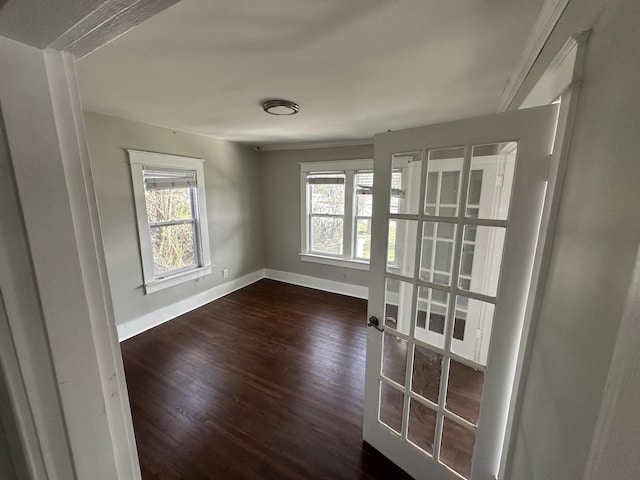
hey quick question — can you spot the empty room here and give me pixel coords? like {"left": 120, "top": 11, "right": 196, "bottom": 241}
{"left": 1, "top": 1, "right": 639, "bottom": 480}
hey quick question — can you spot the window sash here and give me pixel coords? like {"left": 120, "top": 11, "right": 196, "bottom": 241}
{"left": 129, "top": 150, "right": 212, "bottom": 293}
{"left": 301, "top": 160, "right": 373, "bottom": 263}
{"left": 143, "top": 177, "right": 201, "bottom": 279}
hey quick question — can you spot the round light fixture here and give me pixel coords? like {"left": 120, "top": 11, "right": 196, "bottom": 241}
{"left": 262, "top": 99, "right": 299, "bottom": 115}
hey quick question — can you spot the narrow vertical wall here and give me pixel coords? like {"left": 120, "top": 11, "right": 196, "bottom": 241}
{"left": 0, "top": 36, "right": 140, "bottom": 479}
{"left": 583, "top": 245, "right": 640, "bottom": 480}
{"left": 508, "top": 0, "right": 640, "bottom": 478}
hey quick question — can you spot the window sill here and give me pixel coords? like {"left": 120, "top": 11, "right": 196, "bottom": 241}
{"left": 144, "top": 265, "right": 213, "bottom": 294}
{"left": 299, "top": 253, "right": 370, "bottom": 271}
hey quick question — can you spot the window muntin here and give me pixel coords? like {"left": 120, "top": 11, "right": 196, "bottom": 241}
{"left": 129, "top": 150, "right": 212, "bottom": 293}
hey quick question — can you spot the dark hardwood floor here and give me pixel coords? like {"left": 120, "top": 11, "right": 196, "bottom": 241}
{"left": 121, "top": 279, "right": 415, "bottom": 479}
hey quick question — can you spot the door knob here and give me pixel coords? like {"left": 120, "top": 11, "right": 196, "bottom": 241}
{"left": 368, "top": 316, "right": 384, "bottom": 332}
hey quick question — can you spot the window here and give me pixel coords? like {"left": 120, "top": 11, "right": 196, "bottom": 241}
{"left": 129, "top": 150, "right": 212, "bottom": 293}
{"left": 300, "top": 159, "right": 373, "bottom": 269}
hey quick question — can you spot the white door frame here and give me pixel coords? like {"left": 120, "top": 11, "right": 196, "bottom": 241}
{"left": 0, "top": 39, "right": 141, "bottom": 479}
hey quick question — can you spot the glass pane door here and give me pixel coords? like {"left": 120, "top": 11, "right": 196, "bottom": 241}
{"left": 364, "top": 105, "right": 558, "bottom": 480}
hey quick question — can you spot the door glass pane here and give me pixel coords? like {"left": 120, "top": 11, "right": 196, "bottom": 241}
{"left": 467, "top": 170, "right": 483, "bottom": 205}
{"left": 379, "top": 382, "right": 404, "bottom": 434}
{"left": 440, "top": 418, "right": 475, "bottom": 479}
{"left": 451, "top": 297, "right": 495, "bottom": 366}
{"left": 419, "top": 222, "right": 456, "bottom": 285}
{"left": 440, "top": 171, "right": 460, "bottom": 205}
{"left": 458, "top": 225, "right": 506, "bottom": 297}
{"left": 466, "top": 142, "right": 517, "bottom": 220}
{"left": 446, "top": 360, "right": 485, "bottom": 425}
{"left": 411, "top": 345, "right": 442, "bottom": 404}
{"left": 391, "top": 152, "right": 422, "bottom": 215}
{"left": 355, "top": 171, "right": 374, "bottom": 215}
{"left": 390, "top": 169, "right": 403, "bottom": 214}
{"left": 426, "top": 172, "right": 438, "bottom": 205}
{"left": 425, "top": 146, "right": 465, "bottom": 217}
{"left": 407, "top": 400, "right": 437, "bottom": 455}
{"left": 415, "top": 286, "right": 449, "bottom": 349}
{"left": 384, "top": 278, "right": 413, "bottom": 335}
{"left": 382, "top": 333, "right": 408, "bottom": 386}
{"left": 387, "top": 219, "right": 418, "bottom": 278}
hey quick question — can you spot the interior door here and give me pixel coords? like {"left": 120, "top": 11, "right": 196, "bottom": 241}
{"left": 364, "top": 105, "right": 558, "bottom": 480}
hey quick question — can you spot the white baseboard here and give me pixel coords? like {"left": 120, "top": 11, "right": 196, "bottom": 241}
{"left": 117, "top": 268, "right": 370, "bottom": 341}
{"left": 264, "top": 268, "right": 369, "bottom": 300}
{"left": 117, "top": 269, "right": 266, "bottom": 341}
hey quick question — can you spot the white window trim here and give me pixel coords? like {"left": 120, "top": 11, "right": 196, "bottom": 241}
{"left": 129, "top": 150, "right": 213, "bottom": 294}
{"left": 300, "top": 159, "right": 373, "bottom": 269}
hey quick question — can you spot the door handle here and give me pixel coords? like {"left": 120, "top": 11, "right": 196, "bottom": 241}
{"left": 368, "top": 316, "right": 384, "bottom": 332}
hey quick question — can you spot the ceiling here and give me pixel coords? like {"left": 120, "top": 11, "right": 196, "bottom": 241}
{"left": 0, "top": 0, "right": 105, "bottom": 48}
{"left": 76, "top": 0, "right": 548, "bottom": 147}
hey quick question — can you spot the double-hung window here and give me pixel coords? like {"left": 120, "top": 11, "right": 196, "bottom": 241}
{"left": 300, "top": 159, "right": 373, "bottom": 269}
{"left": 129, "top": 150, "right": 212, "bottom": 293}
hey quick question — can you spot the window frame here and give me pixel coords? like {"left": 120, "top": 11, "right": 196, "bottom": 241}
{"left": 129, "top": 150, "right": 213, "bottom": 294}
{"left": 300, "top": 159, "right": 373, "bottom": 270}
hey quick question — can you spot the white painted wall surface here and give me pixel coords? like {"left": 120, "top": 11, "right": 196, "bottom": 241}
{"left": 0, "top": 36, "right": 139, "bottom": 479}
{"left": 508, "top": 0, "right": 640, "bottom": 478}
{"left": 0, "top": 418, "right": 17, "bottom": 480}
{"left": 83, "top": 112, "right": 265, "bottom": 328}
{"left": 260, "top": 145, "right": 374, "bottom": 289}
{"left": 583, "top": 245, "right": 640, "bottom": 480}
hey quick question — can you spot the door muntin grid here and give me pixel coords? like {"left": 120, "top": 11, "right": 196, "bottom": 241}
{"left": 378, "top": 142, "right": 517, "bottom": 479}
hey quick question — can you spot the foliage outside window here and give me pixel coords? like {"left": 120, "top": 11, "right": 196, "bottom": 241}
{"left": 301, "top": 159, "right": 374, "bottom": 268}
{"left": 129, "top": 150, "right": 212, "bottom": 293}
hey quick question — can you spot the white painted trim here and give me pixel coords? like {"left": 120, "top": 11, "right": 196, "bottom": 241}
{"left": 144, "top": 265, "right": 213, "bottom": 294}
{"left": 0, "top": 41, "right": 77, "bottom": 479}
{"left": 265, "top": 269, "right": 369, "bottom": 300}
{"left": 300, "top": 253, "right": 370, "bottom": 271}
{"left": 500, "top": 85, "right": 581, "bottom": 479}
{"left": 118, "top": 269, "right": 266, "bottom": 341}
{"left": 46, "top": 49, "right": 142, "bottom": 479}
{"left": 128, "top": 149, "right": 212, "bottom": 292}
{"left": 500, "top": 0, "right": 571, "bottom": 111}
{"left": 300, "top": 158, "right": 374, "bottom": 264}
{"left": 259, "top": 138, "right": 373, "bottom": 152}
{"left": 519, "top": 32, "right": 590, "bottom": 109}
{"left": 300, "top": 158, "right": 373, "bottom": 172}
{"left": 127, "top": 149, "right": 204, "bottom": 165}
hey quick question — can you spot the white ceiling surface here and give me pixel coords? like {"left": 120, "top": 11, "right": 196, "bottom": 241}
{"left": 77, "top": 0, "right": 546, "bottom": 147}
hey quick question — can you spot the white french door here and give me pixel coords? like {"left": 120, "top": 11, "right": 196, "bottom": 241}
{"left": 364, "top": 105, "right": 558, "bottom": 480}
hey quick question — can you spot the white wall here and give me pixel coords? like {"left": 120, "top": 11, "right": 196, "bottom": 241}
{"left": 508, "top": 0, "right": 640, "bottom": 478}
{"left": 0, "top": 420, "right": 16, "bottom": 480}
{"left": 260, "top": 144, "right": 373, "bottom": 290}
{"left": 583, "top": 244, "right": 640, "bottom": 480}
{"left": 84, "top": 112, "right": 265, "bottom": 330}
{"left": 0, "top": 37, "right": 139, "bottom": 479}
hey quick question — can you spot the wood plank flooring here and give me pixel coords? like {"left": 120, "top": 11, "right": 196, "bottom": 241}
{"left": 121, "top": 279, "right": 415, "bottom": 479}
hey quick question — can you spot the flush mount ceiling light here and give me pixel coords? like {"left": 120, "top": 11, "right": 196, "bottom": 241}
{"left": 262, "top": 99, "right": 299, "bottom": 115}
